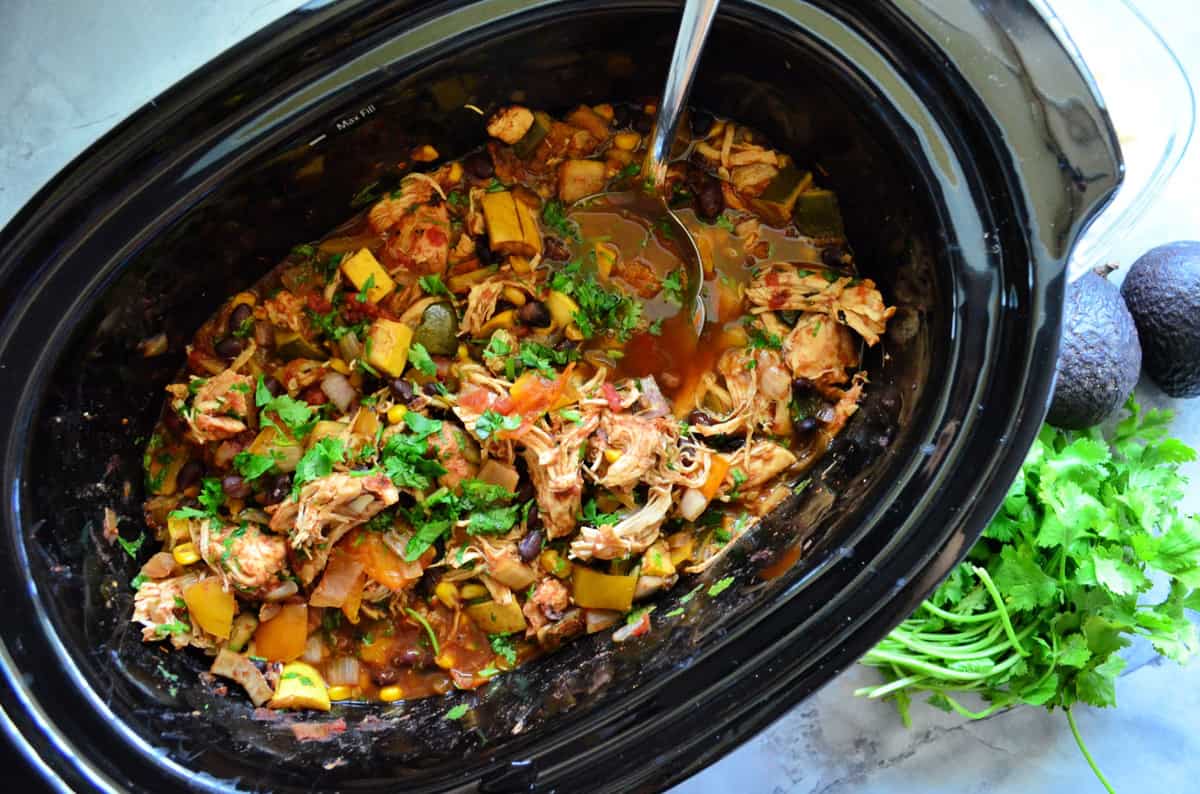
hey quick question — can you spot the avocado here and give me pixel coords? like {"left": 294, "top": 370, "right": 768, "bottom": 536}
{"left": 1120, "top": 241, "right": 1200, "bottom": 397}
{"left": 1047, "top": 265, "right": 1142, "bottom": 429}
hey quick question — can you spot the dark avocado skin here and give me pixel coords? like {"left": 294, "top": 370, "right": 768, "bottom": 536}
{"left": 1047, "top": 269, "right": 1142, "bottom": 429}
{"left": 1121, "top": 241, "right": 1200, "bottom": 397}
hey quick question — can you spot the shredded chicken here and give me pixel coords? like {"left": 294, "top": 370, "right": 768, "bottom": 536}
{"left": 784, "top": 313, "right": 859, "bottom": 386}
{"left": 269, "top": 472, "right": 398, "bottom": 583}
{"left": 426, "top": 421, "right": 480, "bottom": 489}
{"left": 486, "top": 105, "right": 534, "bottom": 144}
{"left": 194, "top": 520, "right": 289, "bottom": 599}
{"left": 261, "top": 290, "right": 312, "bottom": 338}
{"left": 368, "top": 177, "right": 436, "bottom": 234}
{"left": 132, "top": 571, "right": 214, "bottom": 650}
{"left": 168, "top": 368, "right": 255, "bottom": 444}
{"left": 747, "top": 265, "right": 895, "bottom": 346}
{"left": 461, "top": 280, "right": 506, "bottom": 337}
{"left": 596, "top": 412, "right": 664, "bottom": 490}
{"left": 522, "top": 414, "right": 601, "bottom": 539}
{"left": 570, "top": 484, "right": 673, "bottom": 560}
{"left": 730, "top": 440, "right": 797, "bottom": 493}
{"left": 523, "top": 576, "right": 569, "bottom": 635}
{"left": 384, "top": 201, "right": 450, "bottom": 276}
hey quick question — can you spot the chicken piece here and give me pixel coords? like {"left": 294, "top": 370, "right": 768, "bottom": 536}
{"left": 461, "top": 280, "right": 506, "bottom": 337}
{"left": 368, "top": 177, "right": 437, "bottom": 234}
{"left": 746, "top": 264, "right": 845, "bottom": 314}
{"left": 486, "top": 105, "right": 534, "bottom": 144}
{"left": 171, "top": 368, "right": 255, "bottom": 444}
{"left": 279, "top": 358, "right": 327, "bottom": 393}
{"left": 597, "top": 412, "right": 662, "bottom": 490}
{"left": 449, "top": 231, "right": 476, "bottom": 264}
{"left": 730, "top": 163, "right": 778, "bottom": 197}
{"left": 570, "top": 484, "right": 673, "bottom": 561}
{"left": 522, "top": 577, "right": 570, "bottom": 636}
{"left": 784, "top": 313, "right": 859, "bottom": 387}
{"left": 269, "top": 472, "right": 398, "bottom": 583}
{"left": 522, "top": 415, "right": 601, "bottom": 539}
{"left": 426, "top": 421, "right": 480, "bottom": 489}
{"left": 729, "top": 440, "right": 797, "bottom": 493}
{"left": 834, "top": 279, "right": 896, "bottom": 346}
{"left": 261, "top": 290, "right": 313, "bottom": 338}
{"left": 194, "top": 520, "right": 289, "bottom": 599}
{"left": 484, "top": 329, "right": 518, "bottom": 376}
{"left": 728, "top": 147, "right": 780, "bottom": 167}
{"left": 132, "top": 571, "right": 214, "bottom": 650}
{"left": 689, "top": 347, "right": 773, "bottom": 439}
{"left": 383, "top": 201, "right": 450, "bottom": 276}
{"left": 822, "top": 372, "right": 868, "bottom": 438}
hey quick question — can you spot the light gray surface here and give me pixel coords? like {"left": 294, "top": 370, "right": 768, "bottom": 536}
{"left": 2, "top": 2, "right": 1197, "bottom": 792}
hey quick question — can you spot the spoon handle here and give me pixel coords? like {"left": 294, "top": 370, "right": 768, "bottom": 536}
{"left": 644, "top": 0, "right": 721, "bottom": 195}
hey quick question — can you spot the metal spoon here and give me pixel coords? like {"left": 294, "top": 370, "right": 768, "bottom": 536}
{"left": 575, "top": 0, "right": 720, "bottom": 334}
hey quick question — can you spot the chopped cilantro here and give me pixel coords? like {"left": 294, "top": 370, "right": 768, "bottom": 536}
{"left": 647, "top": 318, "right": 664, "bottom": 336}
{"left": 714, "top": 214, "right": 736, "bottom": 232}
{"left": 708, "top": 576, "right": 735, "bottom": 597}
{"left": 549, "top": 258, "right": 643, "bottom": 342}
{"left": 408, "top": 343, "right": 438, "bottom": 376}
{"left": 116, "top": 529, "right": 144, "bottom": 560}
{"left": 474, "top": 410, "right": 521, "bottom": 440}
{"left": 445, "top": 703, "right": 470, "bottom": 720}
{"left": 357, "top": 273, "right": 376, "bottom": 303}
{"left": 233, "top": 450, "right": 276, "bottom": 481}
{"left": 489, "top": 633, "right": 518, "bottom": 665}
{"left": 580, "top": 499, "right": 622, "bottom": 526}
{"left": 404, "top": 411, "right": 443, "bottom": 439}
{"left": 405, "top": 608, "right": 441, "bottom": 656}
{"left": 558, "top": 408, "right": 583, "bottom": 425}
{"left": 291, "top": 437, "right": 345, "bottom": 498}
{"left": 617, "top": 162, "right": 642, "bottom": 181}
{"left": 418, "top": 274, "right": 451, "bottom": 298}
{"left": 485, "top": 178, "right": 507, "bottom": 193}
{"left": 541, "top": 198, "right": 580, "bottom": 242}
{"left": 661, "top": 269, "right": 684, "bottom": 306}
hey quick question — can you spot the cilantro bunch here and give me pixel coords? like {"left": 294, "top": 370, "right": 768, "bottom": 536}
{"left": 858, "top": 399, "right": 1199, "bottom": 792}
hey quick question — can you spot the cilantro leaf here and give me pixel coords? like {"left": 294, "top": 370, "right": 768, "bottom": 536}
{"left": 116, "top": 530, "right": 144, "bottom": 560}
{"left": 489, "top": 633, "right": 518, "bottom": 665}
{"left": 292, "top": 437, "right": 345, "bottom": 498}
{"left": 233, "top": 451, "right": 276, "bottom": 481}
{"left": 445, "top": 703, "right": 469, "bottom": 721}
{"left": 408, "top": 343, "right": 437, "bottom": 376}
{"left": 541, "top": 199, "right": 580, "bottom": 242}
{"left": 707, "top": 576, "right": 735, "bottom": 597}
{"left": 474, "top": 410, "right": 521, "bottom": 440}
{"left": 660, "top": 269, "right": 684, "bottom": 306}
{"left": 418, "top": 274, "right": 451, "bottom": 298}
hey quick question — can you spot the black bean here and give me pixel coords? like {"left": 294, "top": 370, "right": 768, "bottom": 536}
{"left": 709, "top": 434, "right": 746, "bottom": 453}
{"left": 518, "top": 529, "right": 544, "bottom": 562}
{"left": 543, "top": 236, "right": 571, "bottom": 261}
{"left": 519, "top": 300, "right": 553, "bottom": 328}
{"left": 176, "top": 460, "right": 204, "bottom": 491}
{"left": 214, "top": 336, "right": 244, "bottom": 359}
{"left": 796, "top": 416, "right": 820, "bottom": 435}
{"left": 688, "top": 108, "right": 714, "bottom": 137}
{"left": 227, "top": 303, "right": 252, "bottom": 335}
{"left": 687, "top": 410, "right": 715, "bottom": 428}
{"left": 694, "top": 175, "right": 724, "bottom": 221}
{"left": 422, "top": 382, "right": 441, "bottom": 397}
{"left": 634, "top": 113, "right": 654, "bottom": 134}
{"left": 475, "top": 238, "right": 494, "bottom": 266}
{"left": 262, "top": 375, "right": 284, "bottom": 397}
{"left": 525, "top": 503, "right": 543, "bottom": 532}
{"left": 263, "top": 473, "right": 292, "bottom": 505}
{"left": 515, "top": 479, "right": 536, "bottom": 505}
{"left": 612, "top": 104, "right": 632, "bottom": 128}
{"left": 791, "top": 377, "right": 816, "bottom": 400}
{"left": 222, "top": 475, "right": 250, "bottom": 499}
{"left": 463, "top": 150, "right": 495, "bottom": 180}
{"left": 390, "top": 379, "right": 416, "bottom": 404}
{"left": 821, "top": 245, "right": 847, "bottom": 269}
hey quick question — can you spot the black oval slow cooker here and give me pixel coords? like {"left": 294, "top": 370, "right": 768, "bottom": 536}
{"left": 0, "top": 1, "right": 1120, "bottom": 791}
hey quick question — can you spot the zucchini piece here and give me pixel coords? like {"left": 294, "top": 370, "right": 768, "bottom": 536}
{"left": 513, "top": 110, "right": 552, "bottom": 159}
{"left": 275, "top": 330, "right": 326, "bottom": 361}
{"left": 412, "top": 302, "right": 460, "bottom": 355}
{"left": 793, "top": 189, "right": 846, "bottom": 241}
{"left": 480, "top": 191, "right": 542, "bottom": 257}
{"left": 750, "top": 166, "right": 813, "bottom": 226}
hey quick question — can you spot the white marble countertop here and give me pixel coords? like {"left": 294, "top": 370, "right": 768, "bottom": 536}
{"left": 2, "top": 1, "right": 1197, "bottom": 791}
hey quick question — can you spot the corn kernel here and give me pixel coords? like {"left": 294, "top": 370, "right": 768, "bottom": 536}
{"left": 329, "top": 358, "right": 351, "bottom": 375}
{"left": 447, "top": 161, "right": 463, "bottom": 183}
{"left": 167, "top": 516, "right": 192, "bottom": 543}
{"left": 435, "top": 581, "right": 460, "bottom": 609}
{"left": 460, "top": 583, "right": 488, "bottom": 600}
{"left": 434, "top": 652, "right": 455, "bottom": 670}
{"left": 387, "top": 405, "right": 408, "bottom": 425}
{"left": 231, "top": 291, "right": 257, "bottom": 308}
{"left": 457, "top": 343, "right": 470, "bottom": 361}
{"left": 378, "top": 685, "right": 404, "bottom": 702}
{"left": 592, "top": 103, "right": 614, "bottom": 121}
{"left": 614, "top": 132, "right": 640, "bottom": 151}
{"left": 643, "top": 102, "right": 657, "bottom": 115}
{"left": 603, "top": 448, "right": 623, "bottom": 464}
{"left": 412, "top": 145, "right": 439, "bottom": 162}
{"left": 565, "top": 323, "right": 584, "bottom": 341}
{"left": 172, "top": 542, "right": 200, "bottom": 566}
{"left": 508, "top": 255, "right": 532, "bottom": 275}
{"left": 327, "top": 685, "right": 354, "bottom": 701}
{"left": 501, "top": 286, "right": 527, "bottom": 306}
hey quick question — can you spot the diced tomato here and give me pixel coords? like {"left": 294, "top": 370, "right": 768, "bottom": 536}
{"left": 505, "top": 366, "right": 574, "bottom": 418}
{"left": 305, "top": 292, "right": 333, "bottom": 314}
{"left": 768, "top": 291, "right": 787, "bottom": 310}
{"left": 424, "top": 227, "right": 447, "bottom": 247}
{"left": 602, "top": 382, "right": 622, "bottom": 412}
{"left": 458, "top": 386, "right": 494, "bottom": 414}
{"left": 765, "top": 272, "right": 781, "bottom": 287}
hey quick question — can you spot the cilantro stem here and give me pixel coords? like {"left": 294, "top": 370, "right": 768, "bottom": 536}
{"left": 405, "top": 608, "right": 441, "bottom": 657}
{"left": 1066, "top": 707, "right": 1115, "bottom": 794}
{"left": 971, "top": 565, "right": 1028, "bottom": 656}
{"left": 863, "top": 648, "right": 1023, "bottom": 682}
{"left": 919, "top": 600, "right": 1003, "bottom": 624}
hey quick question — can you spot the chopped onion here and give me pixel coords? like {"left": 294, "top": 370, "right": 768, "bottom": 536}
{"left": 138, "top": 332, "right": 168, "bottom": 358}
{"left": 263, "top": 580, "right": 298, "bottom": 602}
{"left": 140, "top": 551, "right": 177, "bottom": 579}
{"left": 320, "top": 371, "right": 357, "bottom": 413}
{"left": 477, "top": 459, "right": 520, "bottom": 492}
{"left": 301, "top": 634, "right": 325, "bottom": 664}
{"left": 678, "top": 487, "right": 710, "bottom": 522}
{"left": 325, "top": 656, "right": 360, "bottom": 687}
{"left": 337, "top": 331, "right": 363, "bottom": 362}
{"left": 760, "top": 364, "right": 792, "bottom": 401}
{"left": 310, "top": 553, "right": 365, "bottom": 609}
{"left": 348, "top": 494, "right": 375, "bottom": 514}
{"left": 637, "top": 376, "right": 670, "bottom": 418}
{"left": 585, "top": 608, "right": 622, "bottom": 634}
